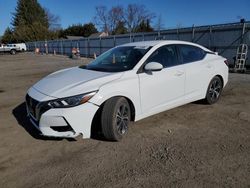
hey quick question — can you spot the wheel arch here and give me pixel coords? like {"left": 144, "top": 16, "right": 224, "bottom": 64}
{"left": 215, "top": 74, "right": 224, "bottom": 87}
{"left": 100, "top": 95, "right": 136, "bottom": 121}
{"left": 90, "top": 95, "right": 136, "bottom": 139}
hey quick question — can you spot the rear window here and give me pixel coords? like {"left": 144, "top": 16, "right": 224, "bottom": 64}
{"left": 179, "top": 45, "right": 205, "bottom": 63}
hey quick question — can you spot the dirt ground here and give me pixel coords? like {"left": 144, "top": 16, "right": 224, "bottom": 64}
{"left": 0, "top": 53, "right": 249, "bottom": 188}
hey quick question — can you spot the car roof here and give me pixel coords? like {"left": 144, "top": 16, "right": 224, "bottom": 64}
{"left": 121, "top": 40, "right": 212, "bottom": 52}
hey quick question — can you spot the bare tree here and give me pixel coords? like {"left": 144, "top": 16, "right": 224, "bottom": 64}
{"left": 94, "top": 4, "right": 155, "bottom": 34}
{"left": 155, "top": 14, "right": 165, "bottom": 31}
{"left": 45, "top": 8, "right": 61, "bottom": 31}
{"left": 123, "top": 4, "right": 155, "bottom": 33}
{"left": 108, "top": 6, "right": 124, "bottom": 34}
{"left": 94, "top": 6, "right": 109, "bottom": 33}
{"left": 94, "top": 5, "right": 124, "bottom": 34}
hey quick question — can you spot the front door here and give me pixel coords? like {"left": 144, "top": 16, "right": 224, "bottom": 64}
{"left": 138, "top": 45, "right": 185, "bottom": 114}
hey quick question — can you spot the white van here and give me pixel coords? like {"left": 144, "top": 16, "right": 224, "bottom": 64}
{"left": 15, "top": 43, "right": 27, "bottom": 51}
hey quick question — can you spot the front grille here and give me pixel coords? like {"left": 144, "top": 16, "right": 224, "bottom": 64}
{"left": 26, "top": 94, "right": 51, "bottom": 121}
{"left": 26, "top": 94, "right": 39, "bottom": 119}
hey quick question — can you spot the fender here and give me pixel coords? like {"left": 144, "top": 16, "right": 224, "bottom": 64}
{"left": 89, "top": 70, "right": 142, "bottom": 119}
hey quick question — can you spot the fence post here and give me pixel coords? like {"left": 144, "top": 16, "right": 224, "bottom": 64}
{"left": 85, "top": 39, "right": 87, "bottom": 57}
{"left": 60, "top": 40, "right": 63, "bottom": 55}
{"left": 77, "top": 41, "right": 79, "bottom": 56}
{"left": 241, "top": 21, "right": 246, "bottom": 44}
{"left": 99, "top": 37, "right": 102, "bottom": 55}
{"left": 71, "top": 40, "right": 73, "bottom": 56}
{"left": 192, "top": 24, "right": 195, "bottom": 42}
{"left": 209, "top": 26, "right": 212, "bottom": 49}
{"left": 113, "top": 36, "right": 116, "bottom": 47}
{"left": 45, "top": 40, "right": 48, "bottom": 54}
{"left": 142, "top": 33, "right": 145, "bottom": 41}
{"left": 177, "top": 28, "right": 179, "bottom": 40}
{"left": 87, "top": 38, "right": 90, "bottom": 58}
{"left": 57, "top": 40, "right": 59, "bottom": 54}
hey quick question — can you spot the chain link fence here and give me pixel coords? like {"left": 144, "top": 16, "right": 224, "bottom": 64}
{"left": 26, "top": 21, "right": 250, "bottom": 66}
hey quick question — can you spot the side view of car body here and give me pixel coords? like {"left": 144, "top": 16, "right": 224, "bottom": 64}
{"left": 26, "top": 40, "right": 228, "bottom": 141}
{"left": 0, "top": 44, "right": 20, "bottom": 54}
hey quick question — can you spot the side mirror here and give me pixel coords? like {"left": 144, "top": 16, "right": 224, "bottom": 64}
{"left": 144, "top": 62, "right": 163, "bottom": 71}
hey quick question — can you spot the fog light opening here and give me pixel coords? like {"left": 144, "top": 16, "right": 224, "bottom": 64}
{"left": 50, "top": 117, "right": 75, "bottom": 133}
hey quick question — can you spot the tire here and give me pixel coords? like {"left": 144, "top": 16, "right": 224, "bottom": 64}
{"left": 101, "top": 97, "right": 131, "bottom": 141}
{"left": 204, "top": 76, "right": 223, "bottom": 104}
{"left": 10, "top": 49, "right": 16, "bottom": 55}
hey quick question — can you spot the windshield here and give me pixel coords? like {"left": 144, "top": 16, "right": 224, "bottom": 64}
{"left": 80, "top": 46, "right": 151, "bottom": 72}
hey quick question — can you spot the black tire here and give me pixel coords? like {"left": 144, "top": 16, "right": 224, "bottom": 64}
{"left": 10, "top": 49, "right": 16, "bottom": 55}
{"left": 204, "top": 76, "right": 223, "bottom": 104}
{"left": 101, "top": 97, "right": 131, "bottom": 141}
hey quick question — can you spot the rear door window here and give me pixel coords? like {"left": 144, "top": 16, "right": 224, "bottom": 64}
{"left": 178, "top": 45, "right": 205, "bottom": 63}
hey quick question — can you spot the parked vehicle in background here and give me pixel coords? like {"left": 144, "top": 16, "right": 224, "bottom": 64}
{"left": 0, "top": 44, "right": 20, "bottom": 55}
{"left": 26, "top": 40, "right": 229, "bottom": 141}
{"left": 15, "top": 43, "right": 27, "bottom": 51}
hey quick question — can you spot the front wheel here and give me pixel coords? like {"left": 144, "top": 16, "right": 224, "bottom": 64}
{"left": 101, "top": 97, "right": 131, "bottom": 141}
{"left": 204, "top": 76, "right": 223, "bottom": 104}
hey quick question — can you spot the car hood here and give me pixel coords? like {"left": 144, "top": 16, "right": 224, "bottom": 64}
{"left": 32, "top": 67, "right": 123, "bottom": 98}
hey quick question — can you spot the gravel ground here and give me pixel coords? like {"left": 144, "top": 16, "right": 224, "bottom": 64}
{"left": 0, "top": 53, "right": 249, "bottom": 188}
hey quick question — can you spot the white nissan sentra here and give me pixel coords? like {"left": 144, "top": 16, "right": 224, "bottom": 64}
{"left": 26, "top": 40, "right": 228, "bottom": 141}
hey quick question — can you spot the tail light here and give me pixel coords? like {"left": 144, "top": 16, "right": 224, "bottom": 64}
{"left": 224, "top": 60, "right": 229, "bottom": 66}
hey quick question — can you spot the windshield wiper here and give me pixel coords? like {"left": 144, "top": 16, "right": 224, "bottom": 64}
{"left": 87, "top": 67, "right": 108, "bottom": 72}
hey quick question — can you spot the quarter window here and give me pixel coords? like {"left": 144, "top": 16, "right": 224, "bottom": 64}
{"left": 145, "top": 45, "right": 179, "bottom": 68}
{"left": 179, "top": 45, "right": 205, "bottom": 63}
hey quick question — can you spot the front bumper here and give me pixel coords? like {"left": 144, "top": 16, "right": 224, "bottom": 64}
{"left": 26, "top": 92, "right": 99, "bottom": 139}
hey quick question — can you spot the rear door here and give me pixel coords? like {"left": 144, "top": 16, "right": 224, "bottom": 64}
{"left": 177, "top": 44, "right": 213, "bottom": 100}
{"left": 138, "top": 45, "right": 185, "bottom": 114}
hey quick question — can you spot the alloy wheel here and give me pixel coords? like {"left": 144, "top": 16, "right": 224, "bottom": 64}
{"left": 116, "top": 104, "right": 129, "bottom": 135}
{"left": 208, "top": 79, "right": 222, "bottom": 102}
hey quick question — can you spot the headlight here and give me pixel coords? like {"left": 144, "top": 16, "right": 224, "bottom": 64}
{"left": 48, "top": 91, "right": 97, "bottom": 108}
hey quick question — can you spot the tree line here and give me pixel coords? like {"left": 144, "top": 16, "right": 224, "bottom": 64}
{"left": 1, "top": 0, "right": 163, "bottom": 43}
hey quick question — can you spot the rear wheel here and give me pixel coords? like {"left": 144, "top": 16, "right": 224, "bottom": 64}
{"left": 204, "top": 76, "right": 223, "bottom": 104}
{"left": 101, "top": 97, "right": 131, "bottom": 141}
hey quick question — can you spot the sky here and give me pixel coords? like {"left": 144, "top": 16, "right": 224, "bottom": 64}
{"left": 0, "top": 0, "right": 250, "bottom": 35}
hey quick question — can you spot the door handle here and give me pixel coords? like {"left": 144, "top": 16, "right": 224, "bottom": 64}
{"left": 175, "top": 71, "right": 184, "bottom": 76}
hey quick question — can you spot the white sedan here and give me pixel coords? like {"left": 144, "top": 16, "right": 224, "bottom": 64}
{"left": 26, "top": 40, "right": 228, "bottom": 141}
